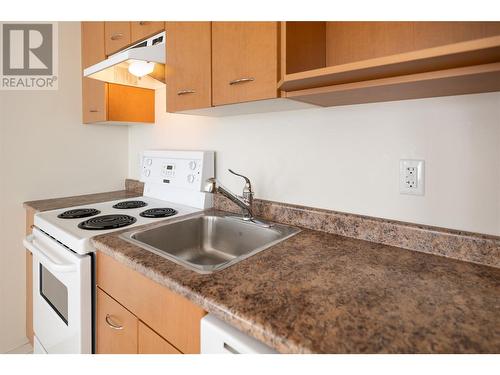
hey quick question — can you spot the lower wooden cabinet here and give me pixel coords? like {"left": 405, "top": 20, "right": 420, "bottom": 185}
{"left": 97, "top": 288, "right": 183, "bottom": 354}
{"left": 96, "top": 252, "right": 206, "bottom": 354}
{"left": 138, "top": 322, "right": 181, "bottom": 354}
{"left": 97, "top": 288, "right": 138, "bottom": 354}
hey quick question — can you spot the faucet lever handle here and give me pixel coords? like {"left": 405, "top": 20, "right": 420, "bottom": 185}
{"left": 228, "top": 169, "right": 252, "bottom": 188}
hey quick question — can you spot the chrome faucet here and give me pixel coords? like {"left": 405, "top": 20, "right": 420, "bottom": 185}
{"left": 204, "top": 169, "right": 255, "bottom": 220}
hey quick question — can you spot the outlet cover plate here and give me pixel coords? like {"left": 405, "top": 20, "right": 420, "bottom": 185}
{"left": 400, "top": 159, "right": 425, "bottom": 195}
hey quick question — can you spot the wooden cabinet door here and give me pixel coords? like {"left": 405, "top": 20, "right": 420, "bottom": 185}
{"left": 165, "top": 22, "right": 212, "bottom": 112}
{"left": 82, "top": 22, "right": 105, "bottom": 68}
{"left": 212, "top": 22, "right": 279, "bottom": 106}
{"left": 105, "top": 22, "right": 131, "bottom": 55}
{"left": 138, "top": 322, "right": 181, "bottom": 354}
{"left": 97, "top": 252, "right": 206, "bottom": 354}
{"left": 81, "top": 22, "right": 107, "bottom": 123}
{"left": 131, "top": 22, "right": 164, "bottom": 42}
{"left": 97, "top": 288, "right": 138, "bottom": 354}
{"left": 82, "top": 78, "right": 107, "bottom": 123}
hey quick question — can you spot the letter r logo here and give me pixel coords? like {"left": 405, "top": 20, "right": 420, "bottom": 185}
{"left": 2, "top": 23, "right": 53, "bottom": 75}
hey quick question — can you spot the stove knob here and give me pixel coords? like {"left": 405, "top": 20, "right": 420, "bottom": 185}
{"left": 145, "top": 158, "right": 152, "bottom": 166}
{"left": 188, "top": 160, "right": 197, "bottom": 170}
{"left": 187, "top": 174, "right": 195, "bottom": 183}
{"left": 145, "top": 169, "right": 151, "bottom": 177}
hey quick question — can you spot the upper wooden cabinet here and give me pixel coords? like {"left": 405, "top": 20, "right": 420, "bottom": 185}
{"left": 82, "top": 78, "right": 107, "bottom": 123}
{"left": 81, "top": 22, "right": 107, "bottom": 123}
{"left": 82, "top": 21, "right": 500, "bottom": 116}
{"left": 280, "top": 22, "right": 500, "bottom": 107}
{"left": 81, "top": 22, "right": 155, "bottom": 124}
{"left": 82, "top": 22, "right": 106, "bottom": 68}
{"left": 212, "top": 22, "right": 279, "bottom": 106}
{"left": 131, "top": 21, "right": 164, "bottom": 42}
{"left": 104, "top": 22, "right": 131, "bottom": 55}
{"left": 105, "top": 22, "right": 164, "bottom": 56}
{"left": 165, "top": 22, "right": 212, "bottom": 112}
{"left": 164, "top": 21, "right": 281, "bottom": 113}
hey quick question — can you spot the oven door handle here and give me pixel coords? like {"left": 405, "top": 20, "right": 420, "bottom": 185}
{"left": 24, "top": 234, "right": 77, "bottom": 273}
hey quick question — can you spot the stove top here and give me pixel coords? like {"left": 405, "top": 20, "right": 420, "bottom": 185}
{"left": 139, "top": 208, "right": 178, "bottom": 218}
{"left": 78, "top": 214, "right": 137, "bottom": 230}
{"left": 33, "top": 196, "right": 201, "bottom": 254}
{"left": 58, "top": 208, "right": 101, "bottom": 219}
{"left": 33, "top": 150, "right": 215, "bottom": 254}
{"left": 112, "top": 200, "right": 148, "bottom": 209}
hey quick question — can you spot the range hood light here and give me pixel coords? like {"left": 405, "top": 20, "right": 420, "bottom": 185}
{"left": 128, "top": 61, "right": 155, "bottom": 78}
{"left": 83, "top": 31, "right": 166, "bottom": 89}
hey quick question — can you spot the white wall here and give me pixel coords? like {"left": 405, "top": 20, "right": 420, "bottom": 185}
{"left": 129, "top": 90, "right": 500, "bottom": 236}
{"left": 0, "top": 22, "right": 129, "bottom": 352}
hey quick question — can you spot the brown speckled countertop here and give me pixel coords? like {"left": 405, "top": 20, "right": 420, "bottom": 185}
{"left": 91, "top": 211, "right": 500, "bottom": 354}
{"left": 24, "top": 190, "right": 140, "bottom": 212}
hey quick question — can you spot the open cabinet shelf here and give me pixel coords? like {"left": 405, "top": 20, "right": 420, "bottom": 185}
{"left": 279, "top": 22, "right": 500, "bottom": 107}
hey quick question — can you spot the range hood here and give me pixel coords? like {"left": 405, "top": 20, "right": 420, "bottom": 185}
{"left": 84, "top": 32, "right": 166, "bottom": 90}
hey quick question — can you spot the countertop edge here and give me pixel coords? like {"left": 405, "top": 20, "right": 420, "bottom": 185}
{"left": 23, "top": 190, "right": 141, "bottom": 212}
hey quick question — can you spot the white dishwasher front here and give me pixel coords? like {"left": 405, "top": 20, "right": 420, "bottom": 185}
{"left": 201, "top": 314, "right": 278, "bottom": 354}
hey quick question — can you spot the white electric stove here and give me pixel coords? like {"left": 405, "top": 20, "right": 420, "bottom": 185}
{"left": 23, "top": 150, "right": 215, "bottom": 354}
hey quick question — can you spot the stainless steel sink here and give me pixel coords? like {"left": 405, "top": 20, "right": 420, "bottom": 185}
{"left": 120, "top": 211, "right": 300, "bottom": 273}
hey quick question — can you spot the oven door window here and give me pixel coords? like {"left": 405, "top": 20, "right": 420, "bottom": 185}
{"left": 39, "top": 264, "right": 68, "bottom": 325}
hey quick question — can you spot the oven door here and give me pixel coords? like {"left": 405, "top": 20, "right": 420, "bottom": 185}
{"left": 24, "top": 227, "right": 91, "bottom": 354}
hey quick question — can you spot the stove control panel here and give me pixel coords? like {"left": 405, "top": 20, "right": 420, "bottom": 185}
{"left": 140, "top": 150, "right": 215, "bottom": 195}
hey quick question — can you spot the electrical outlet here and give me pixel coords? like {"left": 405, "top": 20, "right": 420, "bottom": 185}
{"left": 400, "top": 159, "right": 424, "bottom": 195}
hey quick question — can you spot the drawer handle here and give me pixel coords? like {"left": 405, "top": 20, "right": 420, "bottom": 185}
{"left": 89, "top": 109, "right": 99, "bottom": 113}
{"left": 139, "top": 21, "right": 149, "bottom": 26}
{"left": 105, "top": 314, "right": 123, "bottom": 330}
{"left": 110, "top": 33, "right": 124, "bottom": 41}
{"left": 177, "top": 89, "right": 196, "bottom": 95}
{"left": 229, "top": 77, "right": 255, "bottom": 85}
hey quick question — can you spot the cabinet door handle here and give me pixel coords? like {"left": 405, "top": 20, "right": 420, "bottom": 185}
{"left": 229, "top": 77, "right": 255, "bottom": 85}
{"left": 139, "top": 21, "right": 149, "bottom": 26}
{"left": 105, "top": 314, "right": 123, "bottom": 330}
{"left": 110, "top": 33, "right": 124, "bottom": 41}
{"left": 177, "top": 89, "right": 196, "bottom": 95}
{"left": 223, "top": 342, "right": 240, "bottom": 354}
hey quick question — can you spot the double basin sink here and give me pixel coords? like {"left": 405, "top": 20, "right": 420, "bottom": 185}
{"left": 121, "top": 211, "right": 300, "bottom": 273}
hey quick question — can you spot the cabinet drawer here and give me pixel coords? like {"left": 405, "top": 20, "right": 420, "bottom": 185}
{"left": 96, "top": 252, "right": 206, "bottom": 354}
{"left": 96, "top": 287, "right": 138, "bottom": 354}
{"left": 105, "top": 22, "right": 131, "bottom": 55}
{"left": 138, "top": 322, "right": 181, "bottom": 354}
{"left": 212, "top": 22, "right": 279, "bottom": 106}
{"left": 131, "top": 22, "right": 164, "bottom": 42}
